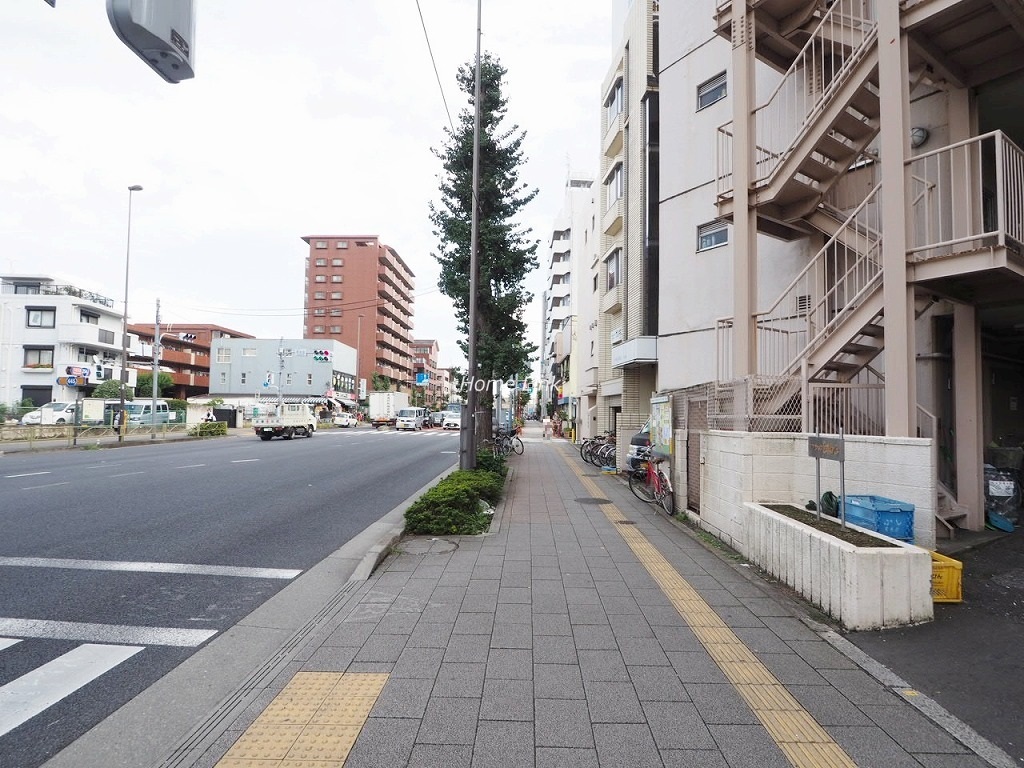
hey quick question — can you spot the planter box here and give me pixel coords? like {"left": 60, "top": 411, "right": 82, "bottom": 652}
{"left": 742, "top": 502, "right": 933, "bottom": 630}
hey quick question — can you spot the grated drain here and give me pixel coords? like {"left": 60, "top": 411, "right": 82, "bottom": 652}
{"left": 576, "top": 497, "right": 610, "bottom": 505}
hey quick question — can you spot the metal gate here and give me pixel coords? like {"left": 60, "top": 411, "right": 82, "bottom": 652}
{"left": 686, "top": 400, "right": 707, "bottom": 513}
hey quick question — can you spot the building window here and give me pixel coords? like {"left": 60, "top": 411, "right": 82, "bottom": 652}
{"left": 314, "top": 291, "right": 326, "bottom": 300}
{"left": 331, "top": 275, "right": 343, "bottom": 283}
{"left": 332, "top": 258, "right": 344, "bottom": 267}
{"left": 330, "top": 308, "right": 342, "bottom": 316}
{"left": 77, "top": 347, "right": 97, "bottom": 362}
{"left": 330, "top": 325, "right": 342, "bottom": 334}
{"left": 23, "top": 346, "right": 54, "bottom": 367}
{"left": 80, "top": 311, "right": 99, "bottom": 325}
{"left": 217, "top": 348, "right": 231, "bottom": 363}
{"left": 697, "top": 220, "right": 729, "bottom": 251}
{"left": 605, "top": 78, "right": 624, "bottom": 127}
{"left": 330, "top": 291, "right": 343, "bottom": 300}
{"left": 336, "top": 241, "right": 348, "bottom": 249}
{"left": 241, "top": 372, "right": 247, "bottom": 384}
{"left": 593, "top": 274, "right": 598, "bottom": 292}
{"left": 697, "top": 72, "right": 727, "bottom": 110}
{"left": 605, "top": 164, "right": 624, "bottom": 210}
{"left": 98, "top": 329, "right": 115, "bottom": 344}
{"left": 313, "top": 325, "right": 325, "bottom": 333}
{"left": 606, "top": 248, "right": 621, "bottom": 290}
{"left": 314, "top": 275, "right": 327, "bottom": 283}
{"left": 315, "top": 258, "right": 327, "bottom": 266}
{"left": 307, "top": 373, "right": 314, "bottom": 385}
{"left": 315, "top": 240, "right": 327, "bottom": 249}
{"left": 26, "top": 307, "right": 56, "bottom": 328}
{"left": 220, "top": 372, "right": 227, "bottom": 385}
{"left": 314, "top": 308, "right": 326, "bottom": 316}
{"left": 286, "top": 373, "right": 293, "bottom": 385}
{"left": 242, "top": 347, "right": 257, "bottom": 357}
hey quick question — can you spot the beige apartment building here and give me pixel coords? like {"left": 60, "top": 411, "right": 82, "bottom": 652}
{"left": 301, "top": 235, "right": 415, "bottom": 395}
{"left": 652, "top": 0, "right": 1024, "bottom": 541}
{"left": 411, "top": 339, "right": 444, "bottom": 407}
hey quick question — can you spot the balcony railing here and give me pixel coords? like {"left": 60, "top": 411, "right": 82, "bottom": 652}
{"left": 907, "top": 130, "right": 1024, "bottom": 262}
{"left": 2, "top": 283, "right": 116, "bottom": 308}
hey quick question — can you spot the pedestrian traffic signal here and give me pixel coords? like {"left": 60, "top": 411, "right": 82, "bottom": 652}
{"left": 313, "top": 349, "right": 332, "bottom": 362}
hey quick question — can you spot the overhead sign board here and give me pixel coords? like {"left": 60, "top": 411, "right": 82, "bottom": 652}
{"left": 416, "top": 373, "right": 429, "bottom": 386}
{"left": 57, "top": 376, "right": 86, "bottom": 387}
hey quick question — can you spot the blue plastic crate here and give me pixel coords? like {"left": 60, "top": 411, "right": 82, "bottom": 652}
{"left": 841, "top": 495, "right": 915, "bottom": 542}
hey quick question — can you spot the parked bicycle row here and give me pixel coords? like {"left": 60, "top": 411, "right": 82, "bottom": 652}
{"left": 575, "top": 428, "right": 676, "bottom": 516}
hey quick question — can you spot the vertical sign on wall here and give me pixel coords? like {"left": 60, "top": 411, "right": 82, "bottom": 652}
{"left": 650, "top": 394, "right": 672, "bottom": 456}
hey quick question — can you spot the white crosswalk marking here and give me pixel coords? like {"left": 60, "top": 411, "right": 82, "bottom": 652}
{"left": 0, "top": 643, "right": 143, "bottom": 737}
{"left": 0, "top": 557, "right": 301, "bottom": 580}
{"left": 0, "top": 638, "right": 22, "bottom": 652}
{"left": 0, "top": 618, "right": 216, "bottom": 647}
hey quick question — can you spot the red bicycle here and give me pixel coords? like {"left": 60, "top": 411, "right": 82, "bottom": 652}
{"left": 628, "top": 445, "right": 675, "bottom": 515}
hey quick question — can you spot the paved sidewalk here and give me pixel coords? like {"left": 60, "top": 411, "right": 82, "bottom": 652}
{"left": 109, "top": 423, "right": 1007, "bottom": 768}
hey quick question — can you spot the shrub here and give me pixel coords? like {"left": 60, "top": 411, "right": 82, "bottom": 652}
{"left": 475, "top": 449, "right": 507, "bottom": 476}
{"left": 403, "top": 467, "right": 506, "bottom": 535}
{"left": 188, "top": 421, "right": 227, "bottom": 437}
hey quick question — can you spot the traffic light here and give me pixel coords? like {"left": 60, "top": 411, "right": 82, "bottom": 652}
{"left": 178, "top": 333, "right": 197, "bottom": 342}
{"left": 106, "top": 0, "right": 196, "bottom": 84}
{"left": 313, "top": 349, "right": 332, "bottom": 362}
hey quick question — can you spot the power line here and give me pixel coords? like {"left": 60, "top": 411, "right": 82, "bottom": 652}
{"left": 415, "top": 0, "right": 456, "bottom": 135}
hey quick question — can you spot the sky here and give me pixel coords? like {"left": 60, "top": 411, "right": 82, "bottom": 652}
{"left": 1, "top": 1, "right": 616, "bottom": 372}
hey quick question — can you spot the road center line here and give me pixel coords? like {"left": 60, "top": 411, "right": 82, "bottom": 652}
{"left": 0, "top": 557, "right": 301, "bottom": 580}
{"left": 175, "top": 464, "right": 206, "bottom": 469}
{"left": 21, "top": 482, "right": 70, "bottom": 490}
{"left": 4, "top": 471, "right": 51, "bottom": 479}
{"left": 0, "top": 618, "right": 216, "bottom": 647}
{"left": 231, "top": 459, "right": 260, "bottom": 463}
{"left": 109, "top": 471, "right": 145, "bottom": 477}
{"left": 0, "top": 643, "right": 144, "bottom": 738}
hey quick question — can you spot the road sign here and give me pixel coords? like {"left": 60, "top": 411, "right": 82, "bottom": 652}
{"left": 65, "top": 366, "right": 91, "bottom": 377}
{"left": 416, "top": 373, "right": 429, "bottom": 386}
{"left": 57, "top": 376, "right": 79, "bottom": 387}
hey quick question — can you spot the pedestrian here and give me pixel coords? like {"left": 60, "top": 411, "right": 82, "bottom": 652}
{"left": 204, "top": 408, "right": 215, "bottom": 423}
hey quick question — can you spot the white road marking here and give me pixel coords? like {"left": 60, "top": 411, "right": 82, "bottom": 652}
{"left": 0, "top": 557, "right": 300, "bottom": 580}
{"left": 3, "top": 472, "right": 50, "bottom": 479}
{"left": 86, "top": 464, "right": 121, "bottom": 469}
{"left": 0, "top": 638, "right": 22, "bottom": 651}
{"left": 441, "top": 451, "right": 458, "bottom": 454}
{"left": 0, "top": 618, "right": 217, "bottom": 647}
{"left": 0, "top": 643, "right": 144, "bottom": 737}
{"left": 21, "top": 482, "right": 70, "bottom": 490}
{"left": 109, "top": 471, "right": 145, "bottom": 477}
{"left": 175, "top": 464, "right": 206, "bottom": 469}
{"left": 231, "top": 459, "right": 260, "bottom": 463}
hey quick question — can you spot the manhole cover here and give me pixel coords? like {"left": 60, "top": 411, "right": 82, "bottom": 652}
{"left": 992, "top": 568, "right": 1024, "bottom": 591}
{"left": 576, "top": 497, "right": 609, "bottom": 505}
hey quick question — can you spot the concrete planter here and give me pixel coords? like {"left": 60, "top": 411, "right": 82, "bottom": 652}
{"left": 742, "top": 502, "right": 934, "bottom": 630}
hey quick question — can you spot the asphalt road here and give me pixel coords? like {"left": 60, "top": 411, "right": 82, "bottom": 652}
{"left": 847, "top": 530, "right": 1024, "bottom": 763}
{"left": 0, "top": 427, "right": 460, "bottom": 768}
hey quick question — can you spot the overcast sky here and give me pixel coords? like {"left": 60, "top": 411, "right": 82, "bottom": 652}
{"left": 1, "top": 1, "right": 615, "bottom": 371}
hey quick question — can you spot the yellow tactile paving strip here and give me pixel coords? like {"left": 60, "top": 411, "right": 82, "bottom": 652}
{"left": 568, "top": 457, "right": 858, "bottom": 768}
{"left": 215, "top": 672, "right": 387, "bottom": 767}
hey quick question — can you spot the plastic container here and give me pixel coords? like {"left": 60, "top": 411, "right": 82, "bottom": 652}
{"left": 841, "top": 495, "right": 915, "bottom": 542}
{"left": 930, "top": 551, "right": 963, "bottom": 603}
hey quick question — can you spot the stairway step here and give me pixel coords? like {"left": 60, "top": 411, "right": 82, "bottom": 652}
{"left": 859, "top": 323, "right": 884, "bottom": 338}
{"left": 849, "top": 87, "right": 881, "bottom": 119}
{"left": 821, "top": 360, "right": 862, "bottom": 374}
{"left": 816, "top": 134, "right": 859, "bottom": 165}
{"left": 840, "top": 342, "right": 880, "bottom": 355}
{"left": 798, "top": 155, "right": 837, "bottom": 184}
{"left": 938, "top": 511, "right": 968, "bottom": 522}
{"left": 834, "top": 110, "right": 876, "bottom": 142}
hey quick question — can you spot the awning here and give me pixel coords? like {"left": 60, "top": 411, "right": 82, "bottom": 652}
{"left": 334, "top": 398, "right": 357, "bottom": 408}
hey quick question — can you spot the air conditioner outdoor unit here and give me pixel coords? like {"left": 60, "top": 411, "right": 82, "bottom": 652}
{"left": 94, "top": 367, "right": 106, "bottom": 380}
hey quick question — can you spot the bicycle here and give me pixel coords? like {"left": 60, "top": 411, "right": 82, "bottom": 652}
{"left": 580, "top": 430, "right": 614, "bottom": 463}
{"left": 628, "top": 445, "right": 675, "bottom": 515}
{"left": 493, "top": 425, "right": 524, "bottom": 455}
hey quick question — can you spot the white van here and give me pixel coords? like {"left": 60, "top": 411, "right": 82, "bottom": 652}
{"left": 125, "top": 400, "right": 174, "bottom": 425}
{"left": 395, "top": 407, "right": 426, "bottom": 431}
{"left": 39, "top": 402, "right": 77, "bottom": 425}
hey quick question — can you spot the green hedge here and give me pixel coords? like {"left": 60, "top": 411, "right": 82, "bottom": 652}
{"left": 188, "top": 421, "right": 228, "bottom": 437}
{"left": 475, "top": 449, "right": 508, "bottom": 477}
{"left": 404, "top": 468, "right": 505, "bottom": 535}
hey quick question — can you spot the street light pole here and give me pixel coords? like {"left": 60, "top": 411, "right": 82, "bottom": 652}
{"left": 151, "top": 297, "right": 160, "bottom": 439}
{"left": 356, "top": 313, "right": 364, "bottom": 405}
{"left": 119, "top": 184, "right": 143, "bottom": 442}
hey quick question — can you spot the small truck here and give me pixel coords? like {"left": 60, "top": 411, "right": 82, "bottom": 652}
{"left": 252, "top": 402, "right": 317, "bottom": 440}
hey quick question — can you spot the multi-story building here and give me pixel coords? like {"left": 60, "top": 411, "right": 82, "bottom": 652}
{"left": 129, "top": 323, "right": 254, "bottom": 400}
{"left": 411, "top": 339, "right": 443, "bottom": 407}
{"left": 543, "top": 174, "right": 598, "bottom": 440}
{"left": 655, "top": 0, "right": 1024, "bottom": 540}
{"left": 0, "top": 274, "right": 135, "bottom": 408}
{"left": 207, "top": 338, "right": 356, "bottom": 406}
{"left": 301, "top": 235, "right": 415, "bottom": 396}
{"left": 597, "top": 0, "right": 660, "bottom": 460}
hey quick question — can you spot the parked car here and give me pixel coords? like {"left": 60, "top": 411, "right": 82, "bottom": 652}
{"left": 625, "top": 418, "right": 651, "bottom": 470}
{"left": 333, "top": 411, "right": 356, "bottom": 428}
{"left": 19, "top": 408, "right": 42, "bottom": 425}
{"left": 430, "top": 410, "right": 447, "bottom": 427}
{"left": 442, "top": 412, "right": 462, "bottom": 430}
{"left": 395, "top": 407, "right": 426, "bottom": 431}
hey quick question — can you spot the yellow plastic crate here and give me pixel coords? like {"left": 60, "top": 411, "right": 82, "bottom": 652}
{"left": 930, "top": 551, "right": 963, "bottom": 603}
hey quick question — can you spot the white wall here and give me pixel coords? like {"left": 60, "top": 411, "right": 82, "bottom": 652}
{"left": 698, "top": 431, "right": 937, "bottom": 551}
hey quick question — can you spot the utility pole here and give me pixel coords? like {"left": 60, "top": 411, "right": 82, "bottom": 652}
{"left": 460, "top": 0, "right": 483, "bottom": 471}
{"left": 276, "top": 340, "right": 291, "bottom": 409}
{"left": 151, "top": 298, "right": 160, "bottom": 439}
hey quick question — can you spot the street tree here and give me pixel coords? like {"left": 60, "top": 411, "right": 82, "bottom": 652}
{"left": 92, "top": 380, "right": 130, "bottom": 399}
{"left": 430, "top": 52, "right": 539, "bottom": 437}
{"left": 136, "top": 371, "right": 173, "bottom": 397}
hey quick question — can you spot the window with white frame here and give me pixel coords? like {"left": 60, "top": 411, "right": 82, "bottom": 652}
{"left": 26, "top": 307, "right": 56, "bottom": 328}
{"left": 605, "top": 164, "right": 624, "bottom": 210}
{"left": 286, "top": 373, "right": 293, "bottom": 385}
{"left": 336, "top": 240, "right": 348, "bottom": 249}
{"left": 314, "top": 308, "right": 326, "bottom": 316}
{"left": 315, "top": 258, "right": 327, "bottom": 266}
{"left": 313, "top": 325, "right": 325, "bottom": 333}
{"left": 80, "top": 311, "right": 99, "bottom": 325}
{"left": 219, "top": 371, "right": 227, "bottom": 385}
{"left": 315, "top": 240, "right": 327, "bottom": 249}
{"left": 331, "top": 275, "right": 343, "bottom": 283}
{"left": 605, "top": 248, "right": 621, "bottom": 290}
{"left": 217, "top": 347, "right": 231, "bottom": 363}
{"left": 697, "top": 72, "right": 727, "bottom": 110}
{"left": 314, "top": 291, "right": 326, "bottom": 299}
{"left": 314, "top": 275, "right": 326, "bottom": 283}
{"left": 605, "top": 78, "right": 623, "bottom": 127}
{"left": 697, "top": 220, "right": 729, "bottom": 251}
{"left": 330, "top": 308, "right": 342, "bottom": 316}
{"left": 331, "top": 291, "right": 343, "bottom": 300}
{"left": 23, "top": 346, "right": 54, "bottom": 367}
{"left": 332, "top": 258, "right": 344, "bottom": 267}
{"left": 330, "top": 325, "right": 341, "bottom": 333}
{"left": 241, "top": 372, "right": 247, "bottom": 384}
{"left": 242, "top": 347, "right": 257, "bottom": 357}
{"left": 307, "top": 373, "right": 313, "bottom": 385}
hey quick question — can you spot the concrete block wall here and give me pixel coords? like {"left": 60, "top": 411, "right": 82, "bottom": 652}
{"left": 700, "top": 431, "right": 937, "bottom": 551}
